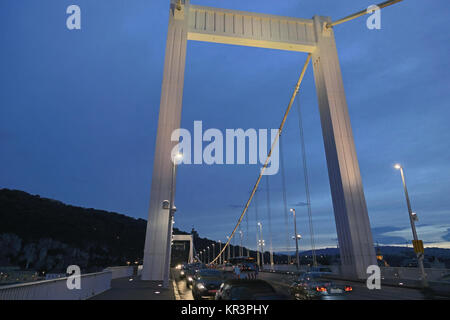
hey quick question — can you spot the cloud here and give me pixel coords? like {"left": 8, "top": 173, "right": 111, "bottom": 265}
{"left": 371, "top": 226, "right": 407, "bottom": 245}
{"left": 442, "top": 229, "right": 450, "bottom": 242}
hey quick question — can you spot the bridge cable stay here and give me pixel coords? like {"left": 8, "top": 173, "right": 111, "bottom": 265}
{"left": 296, "top": 94, "right": 317, "bottom": 267}
{"left": 239, "top": 223, "right": 244, "bottom": 256}
{"left": 266, "top": 175, "right": 274, "bottom": 269}
{"left": 210, "top": 54, "right": 312, "bottom": 264}
{"left": 279, "top": 135, "right": 291, "bottom": 264}
{"left": 254, "top": 189, "right": 260, "bottom": 266}
{"left": 245, "top": 200, "right": 250, "bottom": 257}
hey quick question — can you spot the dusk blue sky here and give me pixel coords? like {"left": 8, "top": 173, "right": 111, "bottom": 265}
{"left": 1, "top": 0, "right": 449, "bottom": 252}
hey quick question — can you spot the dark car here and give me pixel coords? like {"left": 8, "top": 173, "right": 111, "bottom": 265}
{"left": 184, "top": 263, "right": 207, "bottom": 288}
{"left": 191, "top": 269, "right": 226, "bottom": 300}
{"left": 178, "top": 264, "right": 188, "bottom": 279}
{"left": 215, "top": 279, "right": 289, "bottom": 300}
{"left": 289, "top": 272, "right": 352, "bottom": 300}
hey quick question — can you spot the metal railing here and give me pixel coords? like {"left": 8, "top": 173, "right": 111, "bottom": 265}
{"left": 0, "top": 270, "right": 111, "bottom": 300}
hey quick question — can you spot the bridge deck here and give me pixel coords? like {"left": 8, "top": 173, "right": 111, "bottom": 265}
{"left": 90, "top": 276, "right": 175, "bottom": 300}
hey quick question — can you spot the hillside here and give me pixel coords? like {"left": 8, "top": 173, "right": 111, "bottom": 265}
{"left": 0, "top": 189, "right": 183, "bottom": 273}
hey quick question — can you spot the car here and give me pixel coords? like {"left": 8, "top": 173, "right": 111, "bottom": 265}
{"left": 191, "top": 269, "right": 226, "bottom": 300}
{"left": 215, "top": 279, "right": 289, "bottom": 300}
{"left": 178, "top": 264, "right": 188, "bottom": 279}
{"left": 289, "top": 272, "right": 352, "bottom": 300}
{"left": 184, "top": 263, "right": 207, "bottom": 287}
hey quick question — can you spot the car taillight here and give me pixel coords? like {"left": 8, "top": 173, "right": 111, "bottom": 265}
{"left": 344, "top": 286, "right": 352, "bottom": 292}
{"left": 316, "top": 286, "right": 327, "bottom": 292}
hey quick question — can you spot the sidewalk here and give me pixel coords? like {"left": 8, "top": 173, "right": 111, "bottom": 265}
{"left": 90, "top": 275, "right": 175, "bottom": 300}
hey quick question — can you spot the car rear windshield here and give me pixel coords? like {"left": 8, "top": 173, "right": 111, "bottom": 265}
{"left": 198, "top": 270, "right": 223, "bottom": 277}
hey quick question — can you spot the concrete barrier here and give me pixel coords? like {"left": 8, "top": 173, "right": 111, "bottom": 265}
{"left": 0, "top": 271, "right": 111, "bottom": 300}
{"left": 103, "top": 266, "right": 135, "bottom": 279}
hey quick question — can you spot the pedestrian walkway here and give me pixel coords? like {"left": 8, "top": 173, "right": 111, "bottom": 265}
{"left": 90, "top": 276, "right": 175, "bottom": 300}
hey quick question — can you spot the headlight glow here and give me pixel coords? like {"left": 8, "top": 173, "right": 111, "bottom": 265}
{"left": 197, "top": 283, "right": 206, "bottom": 290}
{"left": 187, "top": 276, "right": 193, "bottom": 282}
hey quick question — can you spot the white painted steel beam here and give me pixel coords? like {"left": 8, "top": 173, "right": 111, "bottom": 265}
{"left": 187, "top": 5, "right": 316, "bottom": 53}
{"left": 142, "top": 0, "right": 188, "bottom": 281}
{"left": 311, "top": 16, "right": 376, "bottom": 279}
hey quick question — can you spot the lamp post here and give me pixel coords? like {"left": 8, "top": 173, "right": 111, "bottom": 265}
{"left": 226, "top": 236, "right": 231, "bottom": 261}
{"left": 231, "top": 236, "right": 235, "bottom": 259}
{"left": 394, "top": 164, "right": 427, "bottom": 286}
{"left": 218, "top": 240, "right": 222, "bottom": 265}
{"left": 207, "top": 246, "right": 210, "bottom": 264}
{"left": 239, "top": 230, "right": 243, "bottom": 257}
{"left": 290, "top": 208, "right": 301, "bottom": 270}
{"left": 212, "top": 243, "right": 215, "bottom": 264}
{"left": 257, "top": 222, "right": 265, "bottom": 268}
{"left": 163, "top": 152, "right": 183, "bottom": 288}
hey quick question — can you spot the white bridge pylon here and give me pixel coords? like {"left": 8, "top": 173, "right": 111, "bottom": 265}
{"left": 142, "top": 0, "right": 377, "bottom": 281}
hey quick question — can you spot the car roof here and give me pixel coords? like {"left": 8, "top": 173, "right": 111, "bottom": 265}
{"left": 224, "top": 279, "right": 271, "bottom": 286}
{"left": 197, "top": 269, "right": 221, "bottom": 273}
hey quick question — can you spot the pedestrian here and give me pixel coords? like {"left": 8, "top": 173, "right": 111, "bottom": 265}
{"left": 234, "top": 265, "right": 241, "bottom": 279}
{"left": 254, "top": 264, "right": 259, "bottom": 279}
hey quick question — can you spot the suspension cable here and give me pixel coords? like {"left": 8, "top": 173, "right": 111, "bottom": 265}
{"left": 211, "top": 54, "right": 311, "bottom": 264}
{"left": 266, "top": 175, "right": 274, "bottom": 268}
{"left": 254, "top": 188, "right": 260, "bottom": 265}
{"left": 245, "top": 200, "right": 249, "bottom": 257}
{"left": 280, "top": 135, "right": 291, "bottom": 264}
{"left": 296, "top": 94, "right": 317, "bottom": 267}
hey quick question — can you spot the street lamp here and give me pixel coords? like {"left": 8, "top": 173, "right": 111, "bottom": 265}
{"left": 207, "top": 246, "right": 210, "bottom": 264}
{"left": 394, "top": 163, "right": 427, "bottom": 286}
{"left": 290, "top": 208, "right": 301, "bottom": 270}
{"left": 218, "top": 240, "right": 222, "bottom": 265}
{"left": 163, "top": 152, "right": 183, "bottom": 288}
{"left": 212, "top": 243, "right": 215, "bottom": 264}
{"left": 257, "top": 222, "right": 265, "bottom": 268}
{"left": 239, "top": 230, "right": 243, "bottom": 257}
{"left": 231, "top": 235, "right": 235, "bottom": 259}
{"left": 226, "top": 236, "right": 231, "bottom": 261}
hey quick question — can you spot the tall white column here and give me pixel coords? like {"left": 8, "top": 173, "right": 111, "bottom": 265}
{"left": 189, "top": 237, "right": 194, "bottom": 263}
{"left": 311, "top": 16, "right": 376, "bottom": 279}
{"left": 142, "top": 0, "right": 189, "bottom": 281}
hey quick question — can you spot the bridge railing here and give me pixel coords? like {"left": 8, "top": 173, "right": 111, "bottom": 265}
{"left": 103, "top": 266, "right": 135, "bottom": 279}
{"left": 381, "top": 266, "right": 450, "bottom": 283}
{"left": 261, "top": 264, "right": 450, "bottom": 284}
{"left": 0, "top": 271, "right": 111, "bottom": 300}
